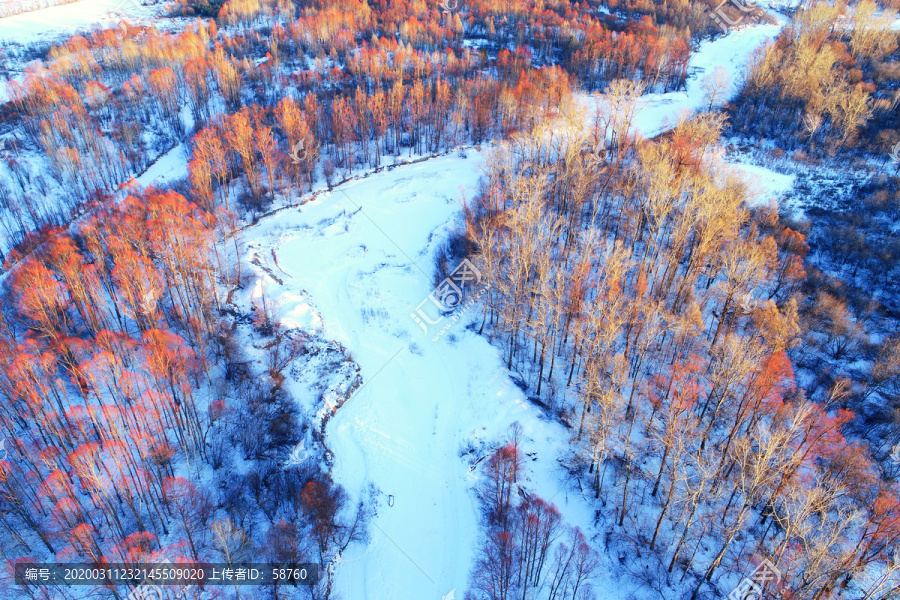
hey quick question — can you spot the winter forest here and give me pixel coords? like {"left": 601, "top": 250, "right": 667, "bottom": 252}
{"left": 0, "top": 0, "right": 899, "bottom": 598}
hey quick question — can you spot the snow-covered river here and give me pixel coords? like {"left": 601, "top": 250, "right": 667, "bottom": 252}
{"left": 241, "top": 19, "right": 790, "bottom": 600}
{"left": 246, "top": 154, "right": 575, "bottom": 598}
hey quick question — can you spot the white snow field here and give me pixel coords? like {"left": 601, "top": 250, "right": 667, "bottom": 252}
{"left": 137, "top": 143, "right": 190, "bottom": 187}
{"left": 0, "top": 0, "right": 159, "bottom": 42}
{"left": 245, "top": 155, "right": 602, "bottom": 600}
{"left": 729, "top": 160, "right": 796, "bottom": 207}
{"left": 239, "top": 19, "right": 792, "bottom": 600}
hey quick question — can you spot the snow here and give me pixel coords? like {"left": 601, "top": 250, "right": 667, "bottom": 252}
{"left": 244, "top": 155, "right": 605, "bottom": 600}
{"left": 728, "top": 160, "right": 796, "bottom": 207}
{"left": 0, "top": 0, "right": 161, "bottom": 42}
{"left": 752, "top": 0, "right": 802, "bottom": 12}
{"left": 241, "top": 126, "right": 798, "bottom": 600}
{"left": 136, "top": 143, "right": 189, "bottom": 188}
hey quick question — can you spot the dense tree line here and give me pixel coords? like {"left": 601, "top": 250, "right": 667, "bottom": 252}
{"left": 0, "top": 0, "right": 707, "bottom": 256}
{"left": 730, "top": 0, "right": 897, "bottom": 153}
{"left": 461, "top": 108, "right": 900, "bottom": 600}
{"left": 4, "top": 16, "right": 576, "bottom": 238}
{"left": 723, "top": 0, "right": 900, "bottom": 508}
{"left": 1, "top": 190, "right": 217, "bottom": 577}
{"left": 0, "top": 189, "right": 361, "bottom": 600}
{"left": 169, "top": 0, "right": 693, "bottom": 90}
{"left": 186, "top": 62, "right": 571, "bottom": 211}
{"left": 783, "top": 178, "right": 900, "bottom": 487}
